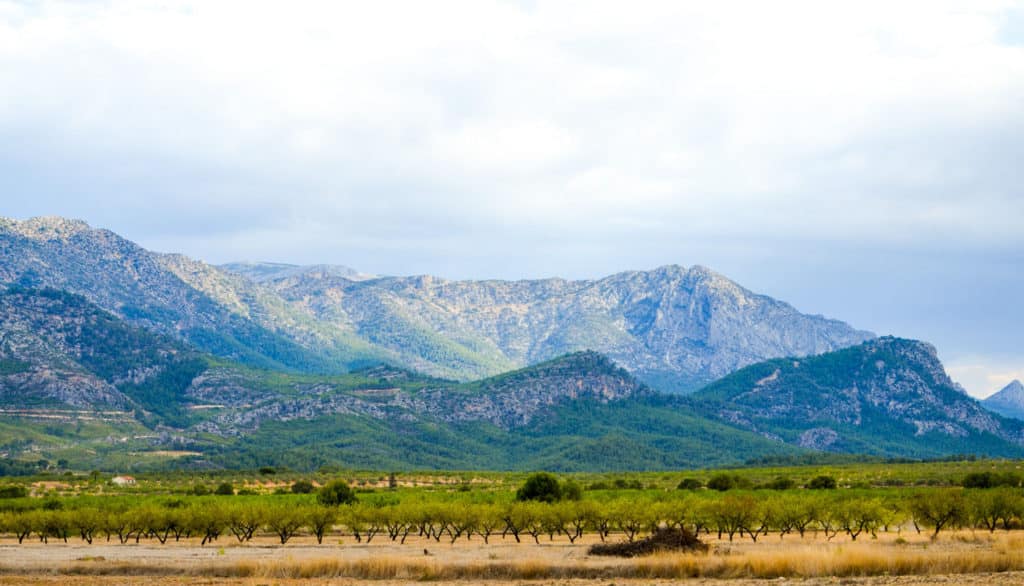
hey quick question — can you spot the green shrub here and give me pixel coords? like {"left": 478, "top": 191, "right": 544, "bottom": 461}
{"left": 807, "top": 475, "right": 837, "bottom": 490}
{"left": 677, "top": 478, "right": 703, "bottom": 490}
{"left": 707, "top": 473, "right": 736, "bottom": 492}
{"left": 317, "top": 479, "right": 357, "bottom": 506}
{"left": 291, "top": 480, "right": 315, "bottom": 494}
{"left": 214, "top": 482, "right": 235, "bottom": 496}
{"left": 0, "top": 486, "right": 27, "bottom": 499}
{"left": 766, "top": 476, "right": 796, "bottom": 490}
{"left": 516, "top": 472, "right": 562, "bottom": 503}
{"left": 961, "top": 471, "right": 1021, "bottom": 488}
{"left": 561, "top": 480, "right": 583, "bottom": 501}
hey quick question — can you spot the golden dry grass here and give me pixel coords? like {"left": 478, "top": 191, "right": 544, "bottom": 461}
{"left": 5, "top": 531, "right": 1024, "bottom": 581}
{"left": 6, "top": 535, "right": 1024, "bottom": 581}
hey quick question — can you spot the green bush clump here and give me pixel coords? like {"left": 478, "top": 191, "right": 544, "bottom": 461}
{"left": 765, "top": 476, "right": 796, "bottom": 490}
{"left": 707, "top": 473, "right": 751, "bottom": 491}
{"left": 677, "top": 478, "right": 703, "bottom": 490}
{"left": 561, "top": 480, "right": 583, "bottom": 501}
{"left": 317, "top": 479, "right": 357, "bottom": 506}
{"left": 516, "top": 472, "right": 563, "bottom": 503}
{"left": 962, "top": 471, "right": 1022, "bottom": 489}
{"left": 807, "top": 475, "right": 838, "bottom": 489}
{"left": 0, "top": 486, "right": 27, "bottom": 499}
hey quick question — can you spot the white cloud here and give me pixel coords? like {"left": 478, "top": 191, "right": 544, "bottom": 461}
{"left": 0, "top": 0, "right": 1021, "bottom": 381}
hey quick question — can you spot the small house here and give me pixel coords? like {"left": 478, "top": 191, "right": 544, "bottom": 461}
{"left": 111, "top": 475, "right": 136, "bottom": 486}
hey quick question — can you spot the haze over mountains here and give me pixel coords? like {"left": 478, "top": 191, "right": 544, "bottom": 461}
{"left": 0, "top": 215, "right": 1020, "bottom": 471}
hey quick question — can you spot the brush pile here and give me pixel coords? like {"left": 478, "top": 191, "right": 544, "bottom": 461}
{"left": 588, "top": 527, "right": 708, "bottom": 557}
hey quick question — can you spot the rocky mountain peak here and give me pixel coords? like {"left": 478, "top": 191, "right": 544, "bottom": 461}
{"left": 497, "top": 350, "right": 634, "bottom": 382}
{"left": 860, "top": 336, "right": 952, "bottom": 387}
{"left": 982, "top": 380, "right": 1024, "bottom": 421}
{"left": 5, "top": 216, "right": 94, "bottom": 241}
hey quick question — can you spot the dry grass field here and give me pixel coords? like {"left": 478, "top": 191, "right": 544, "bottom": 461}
{"left": 4, "top": 575, "right": 1024, "bottom": 586}
{"left": 4, "top": 529, "right": 1024, "bottom": 584}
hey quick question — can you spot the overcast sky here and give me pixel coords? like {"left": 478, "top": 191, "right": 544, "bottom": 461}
{"left": 1, "top": 1, "right": 1022, "bottom": 397}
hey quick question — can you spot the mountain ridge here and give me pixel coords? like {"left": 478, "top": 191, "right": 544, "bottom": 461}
{"left": 221, "top": 261, "right": 376, "bottom": 283}
{"left": 253, "top": 259, "right": 875, "bottom": 389}
{"left": 690, "top": 336, "right": 1024, "bottom": 458}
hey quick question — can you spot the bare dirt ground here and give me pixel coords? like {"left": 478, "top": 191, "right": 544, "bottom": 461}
{"left": 2, "top": 531, "right": 1023, "bottom": 584}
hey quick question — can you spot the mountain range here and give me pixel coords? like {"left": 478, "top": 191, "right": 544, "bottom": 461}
{"left": 0, "top": 215, "right": 1019, "bottom": 471}
{"left": 0, "top": 216, "right": 873, "bottom": 391}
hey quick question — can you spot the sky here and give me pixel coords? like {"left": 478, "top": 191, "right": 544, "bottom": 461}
{"left": 1, "top": 1, "right": 1022, "bottom": 397}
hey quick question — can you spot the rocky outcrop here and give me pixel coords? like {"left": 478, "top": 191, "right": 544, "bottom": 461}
{"left": 413, "top": 351, "right": 649, "bottom": 429}
{"left": 189, "top": 351, "right": 648, "bottom": 436}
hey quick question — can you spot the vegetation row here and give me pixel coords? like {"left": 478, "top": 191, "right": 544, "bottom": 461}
{"left": 2, "top": 483, "right": 1022, "bottom": 546}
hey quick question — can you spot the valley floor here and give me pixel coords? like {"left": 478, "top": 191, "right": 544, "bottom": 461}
{"left": 3, "top": 530, "right": 1024, "bottom": 584}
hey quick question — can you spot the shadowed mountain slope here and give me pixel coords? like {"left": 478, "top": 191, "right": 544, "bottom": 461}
{"left": 690, "top": 337, "right": 1024, "bottom": 458}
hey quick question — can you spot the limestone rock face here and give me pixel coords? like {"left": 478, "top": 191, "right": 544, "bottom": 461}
{"left": 187, "top": 351, "right": 649, "bottom": 436}
{"left": 255, "top": 263, "right": 875, "bottom": 390}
